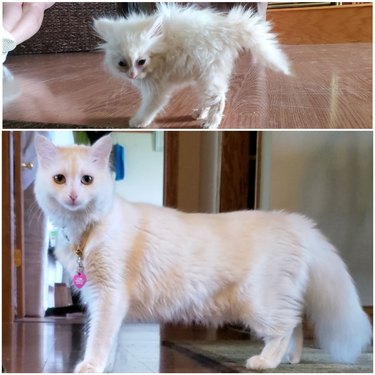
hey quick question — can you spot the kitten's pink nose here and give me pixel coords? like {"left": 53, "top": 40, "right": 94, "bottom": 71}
{"left": 129, "top": 70, "right": 137, "bottom": 79}
{"left": 69, "top": 193, "right": 78, "bottom": 203}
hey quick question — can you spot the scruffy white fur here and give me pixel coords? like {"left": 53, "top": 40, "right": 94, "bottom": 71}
{"left": 34, "top": 135, "right": 371, "bottom": 373}
{"left": 94, "top": 4, "right": 290, "bottom": 129}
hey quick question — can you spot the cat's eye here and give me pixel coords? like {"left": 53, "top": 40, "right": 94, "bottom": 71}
{"left": 118, "top": 60, "right": 128, "bottom": 68}
{"left": 81, "top": 175, "right": 93, "bottom": 185}
{"left": 137, "top": 59, "right": 146, "bottom": 66}
{"left": 53, "top": 174, "right": 66, "bottom": 184}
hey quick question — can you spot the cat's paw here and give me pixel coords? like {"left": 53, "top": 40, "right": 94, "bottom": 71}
{"left": 246, "top": 355, "right": 275, "bottom": 370}
{"left": 129, "top": 116, "right": 152, "bottom": 128}
{"left": 192, "top": 107, "right": 209, "bottom": 121}
{"left": 74, "top": 361, "right": 103, "bottom": 373}
{"left": 202, "top": 111, "right": 222, "bottom": 129}
{"left": 202, "top": 122, "right": 219, "bottom": 129}
{"left": 282, "top": 353, "right": 301, "bottom": 364}
{"left": 202, "top": 117, "right": 222, "bottom": 129}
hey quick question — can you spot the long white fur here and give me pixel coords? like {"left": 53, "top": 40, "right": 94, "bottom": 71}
{"left": 93, "top": 4, "right": 290, "bottom": 129}
{"left": 34, "top": 135, "right": 372, "bottom": 373}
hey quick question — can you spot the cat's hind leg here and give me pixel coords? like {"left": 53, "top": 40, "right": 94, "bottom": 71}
{"left": 246, "top": 332, "right": 293, "bottom": 370}
{"left": 192, "top": 106, "right": 209, "bottom": 121}
{"left": 203, "top": 94, "right": 226, "bottom": 129}
{"left": 282, "top": 322, "right": 303, "bottom": 364}
{"left": 195, "top": 74, "right": 229, "bottom": 129}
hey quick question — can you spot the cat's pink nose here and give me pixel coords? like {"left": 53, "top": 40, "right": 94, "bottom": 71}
{"left": 129, "top": 71, "right": 137, "bottom": 79}
{"left": 69, "top": 193, "right": 78, "bottom": 203}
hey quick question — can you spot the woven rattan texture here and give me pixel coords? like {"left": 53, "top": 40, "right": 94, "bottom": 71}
{"left": 12, "top": 3, "right": 118, "bottom": 55}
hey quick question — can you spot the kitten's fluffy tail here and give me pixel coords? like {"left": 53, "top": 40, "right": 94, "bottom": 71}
{"left": 226, "top": 7, "right": 290, "bottom": 75}
{"left": 305, "top": 231, "right": 372, "bottom": 363}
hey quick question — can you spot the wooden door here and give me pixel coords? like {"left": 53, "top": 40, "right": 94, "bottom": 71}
{"left": 162, "top": 131, "right": 261, "bottom": 213}
{"left": 163, "top": 132, "right": 179, "bottom": 208}
{"left": 219, "top": 132, "right": 261, "bottom": 212}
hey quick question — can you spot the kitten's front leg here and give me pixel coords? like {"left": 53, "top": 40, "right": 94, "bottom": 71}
{"left": 74, "top": 292, "right": 127, "bottom": 373}
{"left": 130, "top": 86, "right": 172, "bottom": 128}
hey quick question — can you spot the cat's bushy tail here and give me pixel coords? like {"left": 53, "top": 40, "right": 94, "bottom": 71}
{"left": 305, "top": 230, "right": 372, "bottom": 363}
{"left": 226, "top": 7, "right": 291, "bottom": 75}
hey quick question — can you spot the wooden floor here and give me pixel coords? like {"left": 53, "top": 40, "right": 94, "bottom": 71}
{"left": 2, "top": 320, "right": 250, "bottom": 373}
{"left": 3, "top": 319, "right": 373, "bottom": 373}
{"left": 3, "top": 43, "right": 372, "bottom": 129}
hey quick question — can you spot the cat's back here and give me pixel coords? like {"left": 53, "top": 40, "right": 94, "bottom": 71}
{"left": 156, "top": 4, "right": 233, "bottom": 48}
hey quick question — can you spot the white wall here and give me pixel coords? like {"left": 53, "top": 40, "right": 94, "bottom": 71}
{"left": 259, "top": 131, "right": 373, "bottom": 305}
{"left": 111, "top": 132, "right": 164, "bottom": 206}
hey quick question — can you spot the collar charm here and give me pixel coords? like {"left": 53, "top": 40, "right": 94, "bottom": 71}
{"left": 63, "top": 225, "right": 93, "bottom": 289}
{"left": 72, "top": 248, "right": 87, "bottom": 289}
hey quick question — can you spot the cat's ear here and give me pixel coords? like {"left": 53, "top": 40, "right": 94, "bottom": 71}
{"left": 90, "top": 135, "right": 112, "bottom": 167}
{"left": 34, "top": 135, "right": 59, "bottom": 168}
{"left": 146, "top": 16, "right": 163, "bottom": 40}
{"left": 93, "top": 18, "right": 114, "bottom": 42}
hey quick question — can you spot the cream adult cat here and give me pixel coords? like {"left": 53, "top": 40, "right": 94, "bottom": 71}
{"left": 34, "top": 135, "right": 371, "bottom": 373}
{"left": 94, "top": 4, "right": 290, "bottom": 129}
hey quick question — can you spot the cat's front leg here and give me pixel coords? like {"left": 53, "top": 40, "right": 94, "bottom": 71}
{"left": 74, "top": 291, "right": 127, "bottom": 373}
{"left": 130, "top": 86, "right": 172, "bottom": 128}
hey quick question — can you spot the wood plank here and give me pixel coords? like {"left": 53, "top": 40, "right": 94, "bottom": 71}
{"left": 3, "top": 42, "right": 372, "bottom": 129}
{"left": 14, "top": 132, "right": 25, "bottom": 318}
{"left": 2, "top": 132, "right": 15, "bottom": 323}
{"left": 268, "top": 4, "right": 372, "bottom": 44}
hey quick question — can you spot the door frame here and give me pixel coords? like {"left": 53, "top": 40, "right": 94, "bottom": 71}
{"left": 2, "top": 131, "right": 26, "bottom": 322}
{"left": 163, "top": 131, "right": 261, "bottom": 213}
{"left": 2, "top": 131, "right": 15, "bottom": 323}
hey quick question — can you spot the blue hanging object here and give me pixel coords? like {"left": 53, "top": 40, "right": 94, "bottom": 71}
{"left": 114, "top": 144, "right": 125, "bottom": 181}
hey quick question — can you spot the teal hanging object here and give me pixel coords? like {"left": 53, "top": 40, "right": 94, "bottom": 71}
{"left": 114, "top": 144, "right": 125, "bottom": 181}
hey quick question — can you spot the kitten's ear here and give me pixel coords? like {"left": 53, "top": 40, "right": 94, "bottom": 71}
{"left": 147, "top": 16, "right": 163, "bottom": 39}
{"left": 34, "top": 135, "right": 58, "bottom": 168}
{"left": 90, "top": 135, "right": 112, "bottom": 167}
{"left": 93, "top": 18, "right": 114, "bottom": 42}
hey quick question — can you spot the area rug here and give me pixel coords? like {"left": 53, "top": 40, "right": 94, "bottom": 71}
{"left": 163, "top": 339, "right": 373, "bottom": 373}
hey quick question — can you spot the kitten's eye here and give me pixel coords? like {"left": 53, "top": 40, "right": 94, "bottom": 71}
{"left": 137, "top": 59, "right": 146, "bottom": 66}
{"left": 118, "top": 60, "right": 128, "bottom": 68}
{"left": 53, "top": 174, "right": 66, "bottom": 184}
{"left": 81, "top": 175, "right": 93, "bottom": 185}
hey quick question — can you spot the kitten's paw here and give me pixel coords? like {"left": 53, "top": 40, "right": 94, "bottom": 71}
{"left": 74, "top": 361, "right": 103, "bottom": 373}
{"left": 202, "top": 117, "right": 222, "bottom": 129}
{"left": 202, "top": 122, "right": 219, "bottom": 129}
{"left": 246, "top": 355, "right": 275, "bottom": 370}
{"left": 202, "top": 112, "right": 222, "bottom": 129}
{"left": 192, "top": 107, "right": 209, "bottom": 121}
{"left": 129, "top": 116, "right": 152, "bottom": 128}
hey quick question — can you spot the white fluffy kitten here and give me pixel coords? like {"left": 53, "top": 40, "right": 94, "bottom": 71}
{"left": 94, "top": 4, "right": 290, "bottom": 129}
{"left": 34, "top": 135, "right": 371, "bottom": 373}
